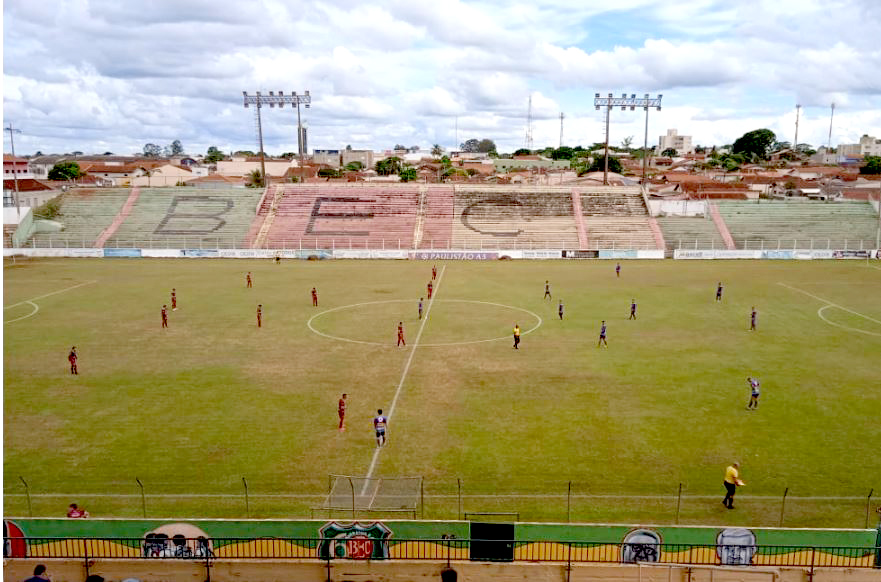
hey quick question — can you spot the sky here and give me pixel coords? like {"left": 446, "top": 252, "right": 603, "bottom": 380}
{"left": 3, "top": 0, "right": 881, "bottom": 157}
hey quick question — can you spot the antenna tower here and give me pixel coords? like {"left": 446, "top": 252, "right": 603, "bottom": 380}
{"left": 559, "top": 112, "right": 564, "bottom": 148}
{"left": 794, "top": 104, "right": 801, "bottom": 155}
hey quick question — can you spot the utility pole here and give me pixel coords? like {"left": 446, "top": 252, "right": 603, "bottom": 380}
{"left": 4, "top": 122, "right": 22, "bottom": 217}
{"left": 827, "top": 103, "right": 835, "bottom": 150}
{"left": 243, "top": 90, "right": 311, "bottom": 183}
{"left": 794, "top": 104, "right": 801, "bottom": 157}
{"left": 559, "top": 112, "right": 564, "bottom": 148}
{"left": 525, "top": 95, "right": 534, "bottom": 151}
{"left": 595, "top": 93, "right": 662, "bottom": 186}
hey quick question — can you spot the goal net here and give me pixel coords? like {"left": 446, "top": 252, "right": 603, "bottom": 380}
{"left": 318, "top": 475, "right": 422, "bottom": 514}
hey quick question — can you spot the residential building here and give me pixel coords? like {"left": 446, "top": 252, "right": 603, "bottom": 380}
{"left": 131, "top": 164, "right": 196, "bottom": 187}
{"left": 656, "top": 129, "right": 694, "bottom": 156}
{"left": 216, "top": 158, "right": 296, "bottom": 177}
{"left": 341, "top": 149, "right": 374, "bottom": 169}
{"left": 4, "top": 155, "right": 33, "bottom": 180}
{"left": 838, "top": 135, "right": 881, "bottom": 158}
{"left": 312, "top": 150, "right": 341, "bottom": 169}
{"left": 493, "top": 157, "right": 570, "bottom": 172}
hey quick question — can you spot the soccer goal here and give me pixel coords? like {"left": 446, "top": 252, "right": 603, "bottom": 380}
{"left": 312, "top": 475, "right": 423, "bottom": 519}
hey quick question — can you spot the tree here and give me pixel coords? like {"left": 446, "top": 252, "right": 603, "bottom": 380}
{"left": 317, "top": 168, "right": 341, "bottom": 178}
{"left": 409, "top": 145, "right": 420, "bottom": 152}
{"left": 102, "top": 151, "right": 113, "bottom": 156}
{"left": 621, "top": 136, "right": 634, "bottom": 151}
{"left": 47, "top": 161, "right": 82, "bottom": 181}
{"left": 796, "top": 143, "right": 816, "bottom": 156}
{"left": 375, "top": 157, "right": 402, "bottom": 175}
{"left": 661, "top": 148, "right": 678, "bottom": 157}
{"left": 143, "top": 143, "right": 162, "bottom": 158}
{"left": 343, "top": 161, "right": 364, "bottom": 172}
{"left": 139, "top": 166, "right": 163, "bottom": 187}
{"left": 246, "top": 169, "right": 265, "bottom": 188}
{"left": 345, "top": 144, "right": 353, "bottom": 151}
{"left": 204, "top": 146, "right": 225, "bottom": 164}
{"left": 393, "top": 144, "right": 407, "bottom": 151}
{"left": 732, "top": 129, "right": 776, "bottom": 161}
{"left": 431, "top": 144, "right": 444, "bottom": 158}
{"left": 513, "top": 148, "right": 532, "bottom": 156}
{"left": 583, "top": 156, "right": 623, "bottom": 175}
{"left": 477, "top": 139, "right": 496, "bottom": 154}
{"left": 71, "top": 150, "right": 83, "bottom": 157}
{"left": 550, "top": 146, "right": 575, "bottom": 160}
{"left": 460, "top": 138, "right": 480, "bottom": 153}
{"left": 399, "top": 167, "right": 418, "bottom": 182}
{"left": 234, "top": 150, "right": 256, "bottom": 157}
{"left": 859, "top": 156, "right": 881, "bottom": 175}
{"left": 170, "top": 140, "right": 184, "bottom": 155}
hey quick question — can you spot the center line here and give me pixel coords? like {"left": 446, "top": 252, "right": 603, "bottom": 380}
{"left": 362, "top": 265, "right": 446, "bottom": 491}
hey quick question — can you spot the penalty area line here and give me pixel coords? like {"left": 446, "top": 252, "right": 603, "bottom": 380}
{"left": 362, "top": 265, "right": 446, "bottom": 492}
{"left": 4, "top": 280, "right": 97, "bottom": 324}
{"left": 778, "top": 282, "right": 881, "bottom": 327}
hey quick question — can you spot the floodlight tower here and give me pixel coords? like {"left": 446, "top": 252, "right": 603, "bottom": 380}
{"left": 4, "top": 122, "right": 22, "bottom": 217}
{"left": 243, "top": 90, "right": 312, "bottom": 181}
{"left": 594, "top": 93, "right": 662, "bottom": 185}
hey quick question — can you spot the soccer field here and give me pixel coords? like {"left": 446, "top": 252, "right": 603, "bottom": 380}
{"left": 3, "top": 258, "right": 880, "bottom": 527}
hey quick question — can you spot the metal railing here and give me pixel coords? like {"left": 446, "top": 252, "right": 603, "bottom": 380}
{"left": 21, "top": 235, "right": 879, "bottom": 252}
{"left": 7, "top": 537, "right": 879, "bottom": 568}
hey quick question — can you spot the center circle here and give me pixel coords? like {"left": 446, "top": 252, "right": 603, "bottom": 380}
{"left": 307, "top": 299, "right": 543, "bottom": 347}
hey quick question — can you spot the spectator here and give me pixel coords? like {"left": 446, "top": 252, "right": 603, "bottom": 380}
{"left": 67, "top": 503, "right": 89, "bottom": 518}
{"left": 23, "top": 564, "right": 49, "bottom": 582}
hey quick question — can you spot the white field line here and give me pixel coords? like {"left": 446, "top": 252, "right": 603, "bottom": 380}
{"left": 2, "top": 492, "right": 871, "bottom": 501}
{"left": 4, "top": 280, "right": 96, "bottom": 323}
{"left": 777, "top": 282, "right": 881, "bottom": 336}
{"left": 307, "top": 298, "right": 542, "bottom": 347}
{"left": 361, "top": 265, "right": 446, "bottom": 493}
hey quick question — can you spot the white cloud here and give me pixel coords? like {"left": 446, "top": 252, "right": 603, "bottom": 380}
{"left": 2, "top": 0, "right": 880, "bottom": 155}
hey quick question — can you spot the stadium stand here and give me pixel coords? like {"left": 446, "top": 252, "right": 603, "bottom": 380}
{"left": 256, "top": 184, "right": 420, "bottom": 249}
{"left": 30, "top": 188, "right": 132, "bottom": 247}
{"left": 103, "top": 188, "right": 262, "bottom": 248}
{"left": 657, "top": 216, "right": 727, "bottom": 250}
{"left": 450, "top": 187, "right": 580, "bottom": 249}
{"left": 418, "top": 185, "right": 455, "bottom": 248}
{"left": 716, "top": 199, "right": 880, "bottom": 249}
{"left": 578, "top": 186, "right": 660, "bottom": 250}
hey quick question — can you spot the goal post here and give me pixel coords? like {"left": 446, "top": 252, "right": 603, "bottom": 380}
{"left": 314, "top": 475, "right": 423, "bottom": 519}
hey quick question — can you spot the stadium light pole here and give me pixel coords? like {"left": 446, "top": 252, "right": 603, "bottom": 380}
{"left": 243, "top": 90, "right": 312, "bottom": 181}
{"left": 595, "top": 93, "right": 662, "bottom": 186}
{"left": 5, "top": 122, "right": 23, "bottom": 218}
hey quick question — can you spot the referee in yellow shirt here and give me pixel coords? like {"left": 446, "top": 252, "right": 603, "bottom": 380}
{"left": 513, "top": 324, "right": 521, "bottom": 349}
{"left": 723, "top": 462, "right": 744, "bottom": 509}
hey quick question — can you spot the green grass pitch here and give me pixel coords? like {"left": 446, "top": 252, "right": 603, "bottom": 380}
{"left": 4, "top": 257, "right": 880, "bottom": 527}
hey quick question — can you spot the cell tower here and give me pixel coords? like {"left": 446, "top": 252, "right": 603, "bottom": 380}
{"left": 525, "top": 95, "right": 534, "bottom": 151}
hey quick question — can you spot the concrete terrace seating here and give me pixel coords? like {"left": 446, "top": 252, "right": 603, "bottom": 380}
{"left": 106, "top": 188, "right": 262, "bottom": 248}
{"left": 583, "top": 217, "right": 658, "bottom": 250}
{"left": 580, "top": 186, "right": 647, "bottom": 217}
{"left": 657, "top": 216, "right": 726, "bottom": 250}
{"left": 262, "top": 184, "right": 420, "bottom": 249}
{"left": 419, "top": 185, "right": 455, "bottom": 249}
{"left": 716, "top": 200, "right": 880, "bottom": 249}
{"left": 31, "top": 188, "right": 132, "bottom": 247}
{"left": 451, "top": 187, "right": 579, "bottom": 249}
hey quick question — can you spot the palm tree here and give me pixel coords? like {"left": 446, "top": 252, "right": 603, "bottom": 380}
{"left": 139, "top": 166, "right": 161, "bottom": 187}
{"left": 431, "top": 144, "right": 444, "bottom": 159}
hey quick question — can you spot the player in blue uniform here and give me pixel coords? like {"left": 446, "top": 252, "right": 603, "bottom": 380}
{"left": 373, "top": 409, "right": 388, "bottom": 446}
{"left": 750, "top": 306, "right": 757, "bottom": 331}
{"left": 616, "top": 263, "right": 621, "bottom": 277}
{"left": 716, "top": 282, "right": 724, "bottom": 302}
{"left": 746, "top": 377, "right": 760, "bottom": 410}
{"left": 597, "top": 321, "right": 608, "bottom": 347}
{"left": 418, "top": 298, "right": 424, "bottom": 320}
{"left": 629, "top": 299, "right": 637, "bottom": 320}
{"left": 558, "top": 300, "right": 564, "bottom": 320}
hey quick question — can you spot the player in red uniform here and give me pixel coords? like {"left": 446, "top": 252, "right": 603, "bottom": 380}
{"left": 171, "top": 288, "right": 177, "bottom": 311}
{"left": 161, "top": 305, "right": 168, "bottom": 328}
{"left": 256, "top": 304, "right": 262, "bottom": 328}
{"left": 338, "top": 393, "right": 347, "bottom": 431}
{"left": 397, "top": 321, "right": 406, "bottom": 347}
{"left": 432, "top": 265, "right": 437, "bottom": 280}
{"left": 246, "top": 272, "right": 252, "bottom": 288}
{"left": 312, "top": 287, "right": 318, "bottom": 307}
{"left": 427, "top": 281, "right": 433, "bottom": 299}
{"left": 68, "top": 346, "right": 78, "bottom": 375}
